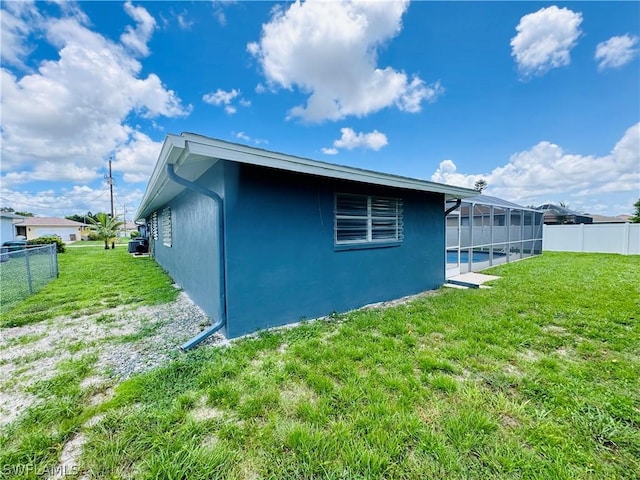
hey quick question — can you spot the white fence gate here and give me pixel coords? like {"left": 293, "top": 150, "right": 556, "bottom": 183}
{"left": 543, "top": 223, "right": 640, "bottom": 255}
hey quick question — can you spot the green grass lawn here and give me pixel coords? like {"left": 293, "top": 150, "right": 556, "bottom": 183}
{"left": 1, "top": 252, "right": 639, "bottom": 479}
{"left": 0, "top": 246, "right": 178, "bottom": 327}
{"left": 66, "top": 239, "right": 130, "bottom": 247}
{"left": 0, "top": 247, "right": 58, "bottom": 313}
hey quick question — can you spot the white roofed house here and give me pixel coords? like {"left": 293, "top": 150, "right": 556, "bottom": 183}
{"left": 118, "top": 221, "right": 139, "bottom": 237}
{"left": 13, "top": 217, "right": 86, "bottom": 242}
{"left": 1, "top": 212, "right": 24, "bottom": 244}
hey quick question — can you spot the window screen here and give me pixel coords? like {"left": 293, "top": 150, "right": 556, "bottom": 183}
{"left": 335, "top": 193, "right": 403, "bottom": 245}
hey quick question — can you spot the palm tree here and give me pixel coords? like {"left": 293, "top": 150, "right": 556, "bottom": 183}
{"left": 88, "top": 213, "right": 125, "bottom": 250}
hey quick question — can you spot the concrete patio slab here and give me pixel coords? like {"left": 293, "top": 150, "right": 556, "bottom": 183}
{"left": 446, "top": 272, "right": 501, "bottom": 289}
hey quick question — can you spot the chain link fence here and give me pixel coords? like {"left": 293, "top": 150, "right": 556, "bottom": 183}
{"left": 0, "top": 244, "right": 59, "bottom": 311}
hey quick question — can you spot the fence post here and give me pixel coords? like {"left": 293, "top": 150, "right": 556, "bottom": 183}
{"left": 25, "top": 248, "right": 33, "bottom": 294}
{"left": 48, "top": 244, "right": 55, "bottom": 277}
{"left": 622, "top": 222, "right": 630, "bottom": 255}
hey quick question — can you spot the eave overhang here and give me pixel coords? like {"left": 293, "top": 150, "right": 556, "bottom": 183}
{"left": 135, "top": 133, "right": 478, "bottom": 221}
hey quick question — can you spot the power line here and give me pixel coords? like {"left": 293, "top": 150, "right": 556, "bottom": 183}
{"left": 0, "top": 190, "right": 109, "bottom": 203}
{"left": 0, "top": 190, "right": 110, "bottom": 209}
{"left": 0, "top": 190, "right": 105, "bottom": 197}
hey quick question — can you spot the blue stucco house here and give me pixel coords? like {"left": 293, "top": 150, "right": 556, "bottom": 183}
{"left": 135, "top": 133, "right": 476, "bottom": 348}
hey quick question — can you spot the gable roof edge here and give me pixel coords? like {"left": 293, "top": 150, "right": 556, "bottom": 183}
{"left": 136, "top": 133, "right": 477, "bottom": 221}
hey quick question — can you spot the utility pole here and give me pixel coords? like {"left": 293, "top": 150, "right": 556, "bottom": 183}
{"left": 106, "top": 159, "right": 115, "bottom": 218}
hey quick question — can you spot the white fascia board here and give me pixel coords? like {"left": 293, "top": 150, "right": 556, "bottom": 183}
{"left": 182, "top": 134, "right": 476, "bottom": 199}
{"left": 136, "top": 132, "right": 477, "bottom": 221}
{"left": 135, "top": 135, "right": 187, "bottom": 221}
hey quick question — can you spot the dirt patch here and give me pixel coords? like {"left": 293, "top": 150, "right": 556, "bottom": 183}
{"left": 280, "top": 383, "right": 317, "bottom": 407}
{"left": 542, "top": 325, "right": 568, "bottom": 335}
{"left": 500, "top": 413, "right": 520, "bottom": 428}
{"left": 48, "top": 432, "right": 85, "bottom": 480}
{"left": 517, "top": 349, "right": 541, "bottom": 362}
{"left": 556, "top": 347, "right": 574, "bottom": 357}
{"left": 503, "top": 363, "right": 524, "bottom": 377}
{"left": 0, "top": 292, "right": 218, "bottom": 430}
{"left": 191, "top": 405, "right": 226, "bottom": 422}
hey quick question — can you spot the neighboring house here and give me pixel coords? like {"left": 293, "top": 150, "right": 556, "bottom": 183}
{"left": 537, "top": 204, "right": 593, "bottom": 225}
{"left": 136, "top": 133, "right": 477, "bottom": 342}
{"left": 1, "top": 213, "right": 24, "bottom": 244}
{"left": 117, "top": 221, "right": 138, "bottom": 237}
{"left": 13, "top": 217, "right": 86, "bottom": 242}
{"left": 589, "top": 214, "right": 630, "bottom": 224}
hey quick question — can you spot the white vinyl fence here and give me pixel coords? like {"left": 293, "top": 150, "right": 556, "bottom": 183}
{"left": 543, "top": 223, "right": 640, "bottom": 255}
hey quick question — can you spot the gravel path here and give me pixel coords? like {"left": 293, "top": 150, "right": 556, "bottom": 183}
{"left": 0, "top": 292, "right": 226, "bottom": 429}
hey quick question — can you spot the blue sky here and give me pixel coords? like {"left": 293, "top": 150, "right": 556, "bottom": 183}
{"left": 1, "top": 1, "right": 638, "bottom": 219}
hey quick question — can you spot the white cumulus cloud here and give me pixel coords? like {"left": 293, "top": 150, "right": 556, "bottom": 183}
{"left": 1, "top": 163, "right": 98, "bottom": 188}
{"left": 248, "top": 0, "right": 442, "bottom": 122}
{"left": 595, "top": 34, "right": 639, "bottom": 71}
{"left": 203, "top": 88, "right": 250, "bottom": 115}
{"left": 0, "top": 2, "right": 190, "bottom": 190}
{"left": 203, "top": 88, "right": 239, "bottom": 105}
{"left": 321, "top": 147, "right": 339, "bottom": 155}
{"left": 234, "top": 131, "right": 268, "bottom": 146}
{"left": 120, "top": 0, "right": 156, "bottom": 57}
{"left": 432, "top": 123, "right": 640, "bottom": 214}
{"left": 112, "top": 131, "right": 163, "bottom": 183}
{"left": 511, "top": 6, "right": 582, "bottom": 78}
{"left": 0, "top": 184, "right": 146, "bottom": 218}
{"left": 324, "top": 127, "right": 388, "bottom": 154}
{"left": 0, "top": 1, "right": 41, "bottom": 68}
{"left": 431, "top": 159, "right": 486, "bottom": 190}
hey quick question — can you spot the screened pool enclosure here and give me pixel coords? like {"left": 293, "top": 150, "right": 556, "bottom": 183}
{"left": 446, "top": 195, "right": 544, "bottom": 277}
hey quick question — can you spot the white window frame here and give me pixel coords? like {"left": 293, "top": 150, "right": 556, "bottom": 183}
{"left": 334, "top": 193, "right": 403, "bottom": 246}
{"left": 162, "top": 207, "right": 172, "bottom": 247}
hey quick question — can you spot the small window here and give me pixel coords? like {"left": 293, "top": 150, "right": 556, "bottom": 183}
{"left": 162, "top": 207, "right": 172, "bottom": 247}
{"left": 335, "top": 193, "right": 403, "bottom": 245}
{"left": 150, "top": 211, "right": 158, "bottom": 241}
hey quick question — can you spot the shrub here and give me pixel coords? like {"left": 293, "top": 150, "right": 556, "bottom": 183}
{"left": 130, "top": 230, "right": 140, "bottom": 239}
{"left": 87, "top": 232, "right": 100, "bottom": 241}
{"left": 28, "top": 236, "right": 66, "bottom": 253}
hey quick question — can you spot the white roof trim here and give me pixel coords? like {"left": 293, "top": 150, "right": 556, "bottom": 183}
{"left": 136, "top": 133, "right": 477, "bottom": 220}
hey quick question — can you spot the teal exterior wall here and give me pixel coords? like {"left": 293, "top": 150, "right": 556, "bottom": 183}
{"left": 153, "top": 162, "right": 225, "bottom": 329}
{"left": 151, "top": 161, "right": 446, "bottom": 339}
{"left": 223, "top": 163, "right": 445, "bottom": 338}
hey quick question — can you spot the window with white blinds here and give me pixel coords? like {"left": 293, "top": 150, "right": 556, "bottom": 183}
{"left": 335, "top": 193, "right": 403, "bottom": 245}
{"left": 150, "top": 211, "right": 158, "bottom": 241}
{"left": 162, "top": 207, "right": 172, "bottom": 247}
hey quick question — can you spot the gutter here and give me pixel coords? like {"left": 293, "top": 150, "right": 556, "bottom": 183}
{"left": 445, "top": 198, "right": 462, "bottom": 216}
{"left": 165, "top": 163, "right": 227, "bottom": 351}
